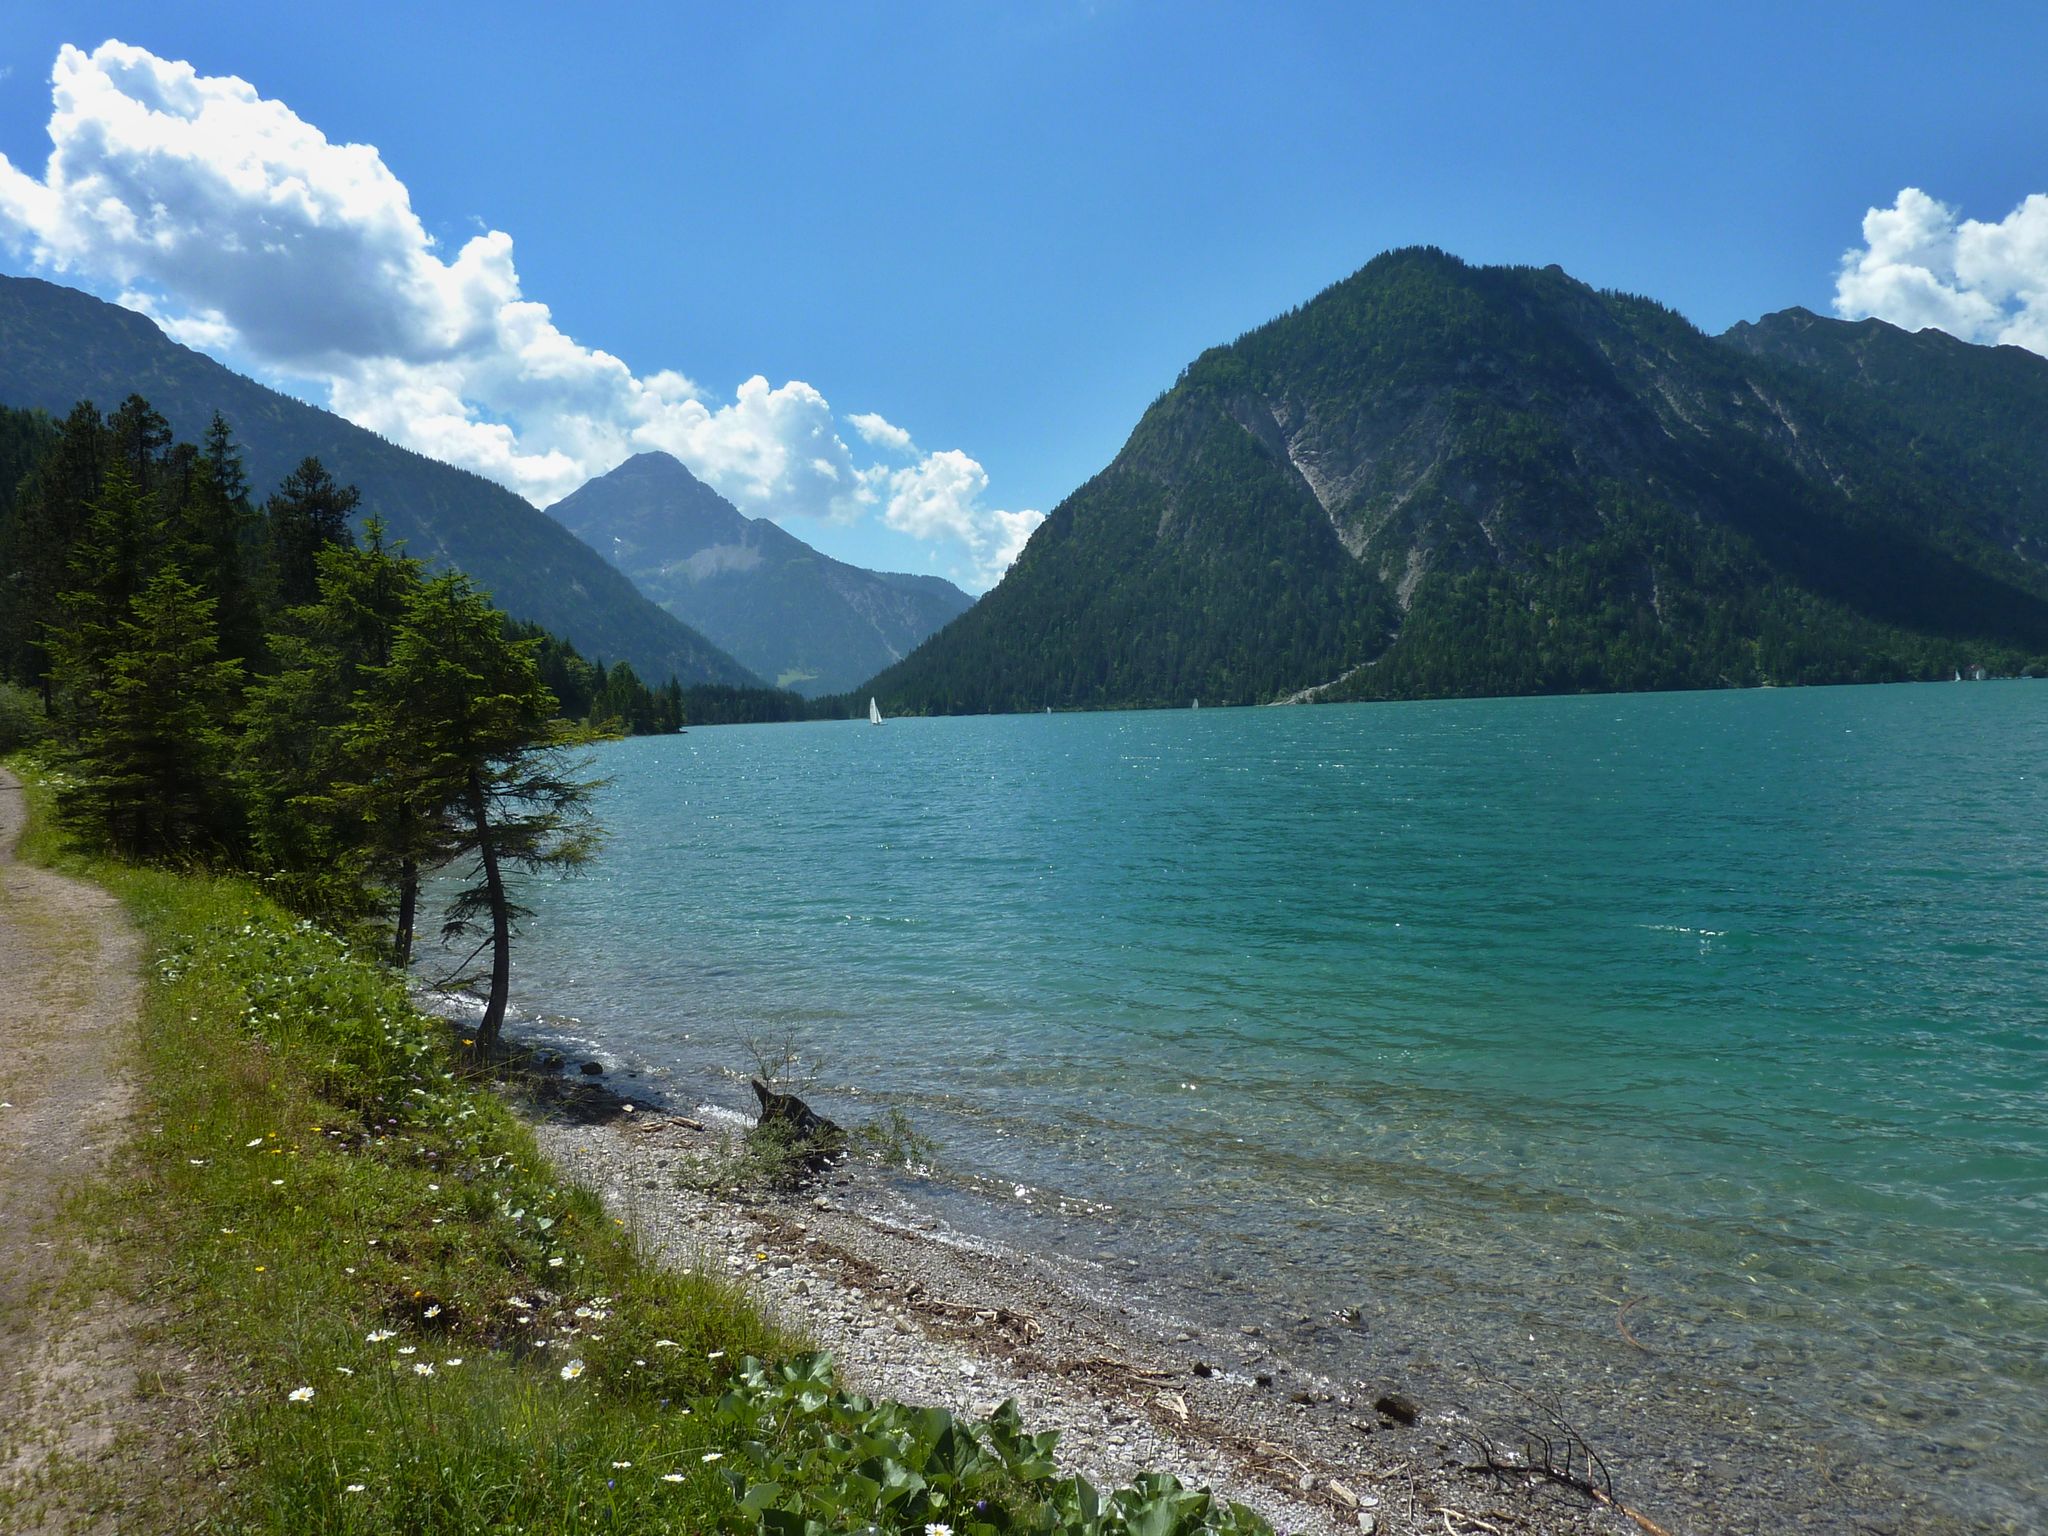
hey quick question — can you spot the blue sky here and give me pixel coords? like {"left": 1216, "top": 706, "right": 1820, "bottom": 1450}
{"left": 2, "top": 1, "right": 2044, "bottom": 588}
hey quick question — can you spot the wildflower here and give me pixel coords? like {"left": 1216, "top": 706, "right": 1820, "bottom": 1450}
{"left": 344, "top": 1484, "right": 366, "bottom": 1494}
{"left": 288, "top": 1386, "right": 314, "bottom": 1402}
{"left": 397, "top": 1346, "right": 417, "bottom": 1356}
{"left": 188, "top": 1158, "right": 207, "bottom": 1166}
{"left": 271, "top": 1179, "right": 285, "bottom": 1186}
{"left": 611, "top": 1460, "right": 632, "bottom": 1469}
{"left": 701, "top": 1452, "right": 723, "bottom": 1462}
{"left": 506, "top": 1296, "right": 531, "bottom": 1309}
{"left": 560, "top": 1359, "right": 585, "bottom": 1380}
{"left": 423, "top": 1304, "right": 442, "bottom": 1319}
{"left": 707, "top": 1350, "right": 725, "bottom": 1360}
{"left": 574, "top": 1306, "right": 592, "bottom": 1319}
{"left": 661, "top": 1472, "right": 685, "bottom": 1483}
{"left": 413, "top": 1362, "right": 434, "bottom": 1376}
{"left": 335, "top": 1366, "right": 354, "bottom": 1375}
{"left": 245, "top": 1138, "right": 263, "bottom": 1148}
{"left": 366, "top": 1329, "right": 396, "bottom": 1343}
{"left": 926, "top": 1524, "right": 953, "bottom": 1536}
{"left": 653, "top": 1339, "right": 679, "bottom": 1349}
{"left": 548, "top": 1256, "right": 565, "bottom": 1268}
{"left": 444, "top": 1357, "right": 462, "bottom": 1367}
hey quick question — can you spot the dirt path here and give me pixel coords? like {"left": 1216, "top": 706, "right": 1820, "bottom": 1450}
{"left": 0, "top": 767, "right": 179, "bottom": 1532}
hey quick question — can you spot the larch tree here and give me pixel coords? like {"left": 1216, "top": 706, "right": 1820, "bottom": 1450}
{"left": 359, "top": 571, "right": 602, "bottom": 1048}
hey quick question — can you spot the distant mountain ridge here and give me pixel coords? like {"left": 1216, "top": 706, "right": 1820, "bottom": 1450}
{"left": 545, "top": 451, "right": 972, "bottom": 696}
{"left": 0, "top": 273, "right": 760, "bottom": 687}
{"left": 864, "top": 248, "right": 2048, "bottom": 712}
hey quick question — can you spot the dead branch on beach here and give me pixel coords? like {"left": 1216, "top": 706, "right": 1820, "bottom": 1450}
{"left": 1614, "top": 1295, "right": 1655, "bottom": 1354}
{"left": 1462, "top": 1392, "right": 1676, "bottom": 1536}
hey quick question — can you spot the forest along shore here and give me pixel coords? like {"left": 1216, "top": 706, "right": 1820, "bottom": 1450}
{"left": 520, "top": 1086, "right": 1644, "bottom": 1536}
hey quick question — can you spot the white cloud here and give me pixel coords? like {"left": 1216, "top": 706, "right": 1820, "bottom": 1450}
{"left": 1834, "top": 187, "right": 2048, "bottom": 356}
{"left": 0, "top": 39, "right": 1038, "bottom": 587}
{"left": 875, "top": 448, "right": 1045, "bottom": 588}
{"left": 847, "top": 410, "right": 914, "bottom": 452}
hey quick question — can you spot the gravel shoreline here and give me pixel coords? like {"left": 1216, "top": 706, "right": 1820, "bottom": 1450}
{"left": 523, "top": 1088, "right": 1638, "bottom": 1536}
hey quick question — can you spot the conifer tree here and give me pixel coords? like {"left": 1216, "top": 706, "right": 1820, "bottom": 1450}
{"left": 47, "top": 460, "right": 158, "bottom": 741}
{"left": 170, "top": 413, "right": 265, "bottom": 668}
{"left": 242, "top": 522, "right": 426, "bottom": 932}
{"left": 358, "top": 572, "right": 601, "bottom": 1046}
{"left": 56, "top": 568, "right": 242, "bottom": 858}
{"left": 265, "top": 457, "right": 360, "bottom": 609}
{"left": 106, "top": 394, "right": 172, "bottom": 494}
{"left": 0, "top": 402, "right": 106, "bottom": 704}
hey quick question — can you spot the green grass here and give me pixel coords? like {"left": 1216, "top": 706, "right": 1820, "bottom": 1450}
{"left": 8, "top": 756, "right": 1276, "bottom": 1536}
{"left": 14, "top": 757, "right": 786, "bottom": 1531}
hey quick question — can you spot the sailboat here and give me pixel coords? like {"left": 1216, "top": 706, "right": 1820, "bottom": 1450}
{"left": 869, "top": 697, "right": 883, "bottom": 726}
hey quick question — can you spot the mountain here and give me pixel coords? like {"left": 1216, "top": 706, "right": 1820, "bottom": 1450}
{"left": 545, "top": 451, "right": 973, "bottom": 696}
{"left": 865, "top": 248, "right": 2048, "bottom": 713}
{"left": 0, "top": 273, "right": 759, "bottom": 687}
{"left": 1720, "top": 306, "right": 2048, "bottom": 560}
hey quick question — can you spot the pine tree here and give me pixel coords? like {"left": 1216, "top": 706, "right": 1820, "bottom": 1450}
{"left": 265, "top": 457, "right": 360, "bottom": 609}
{"left": 106, "top": 394, "right": 172, "bottom": 495}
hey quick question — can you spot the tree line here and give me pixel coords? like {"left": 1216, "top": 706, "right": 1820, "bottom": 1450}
{"left": 0, "top": 395, "right": 677, "bottom": 1050}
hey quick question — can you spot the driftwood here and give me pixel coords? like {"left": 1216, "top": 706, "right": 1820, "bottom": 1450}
{"left": 1463, "top": 1394, "right": 1676, "bottom": 1536}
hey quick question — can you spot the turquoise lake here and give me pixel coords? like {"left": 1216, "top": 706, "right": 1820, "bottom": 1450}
{"left": 468, "top": 682, "right": 2047, "bottom": 1533}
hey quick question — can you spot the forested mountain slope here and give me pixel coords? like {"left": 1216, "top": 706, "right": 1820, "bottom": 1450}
{"left": 866, "top": 249, "right": 2048, "bottom": 712}
{"left": 0, "top": 274, "right": 758, "bottom": 686}
{"left": 546, "top": 452, "right": 971, "bottom": 696}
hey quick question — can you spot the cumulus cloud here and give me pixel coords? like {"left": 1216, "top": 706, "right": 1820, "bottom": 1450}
{"left": 0, "top": 40, "right": 1038, "bottom": 586}
{"left": 862, "top": 441, "right": 1044, "bottom": 588}
{"left": 846, "top": 411, "right": 913, "bottom": 452}
{"left": 1834, "top": 187, "right": 2048, "bottom": 356}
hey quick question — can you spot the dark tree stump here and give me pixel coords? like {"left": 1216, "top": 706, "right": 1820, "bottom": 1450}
{"left": 749, "top": 1079, "right": 845, "bottom": 1179}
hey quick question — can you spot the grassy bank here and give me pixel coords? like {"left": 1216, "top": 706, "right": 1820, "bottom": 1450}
{"left": 11, "top": 761, "right": 1274, "bottom": 1536}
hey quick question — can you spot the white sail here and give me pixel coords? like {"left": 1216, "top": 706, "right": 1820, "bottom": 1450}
{"left": 869, "top": 697, "right": 883, "bottom": 725}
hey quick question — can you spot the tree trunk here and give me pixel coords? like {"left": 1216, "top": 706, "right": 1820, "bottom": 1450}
{"left": 467, "top": 771, "right": 512, "bottom": 1052}
{"left": 393, "top": 856, "right": 418, "bottom": 969}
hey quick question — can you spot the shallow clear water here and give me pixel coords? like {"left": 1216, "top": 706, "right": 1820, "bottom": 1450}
{"left": 461, "top": 683, "right": 2048, "bottom": 1531}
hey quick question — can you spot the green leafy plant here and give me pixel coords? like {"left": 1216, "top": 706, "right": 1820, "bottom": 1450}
{"left": 706, "top": 1354, "right": 1273, "bottom": 1536}
{"left": 848, "top": 1107, "right": 941, "bottom": 1174}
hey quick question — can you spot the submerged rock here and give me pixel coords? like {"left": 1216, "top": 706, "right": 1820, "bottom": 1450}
{"left": 1373, "top": 1391, "right": 1419, "bottom": 1426}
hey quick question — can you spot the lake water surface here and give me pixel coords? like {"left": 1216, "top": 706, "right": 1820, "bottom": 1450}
{"left": 458, "top": 683, "right": 2047, "bottom": 1532}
